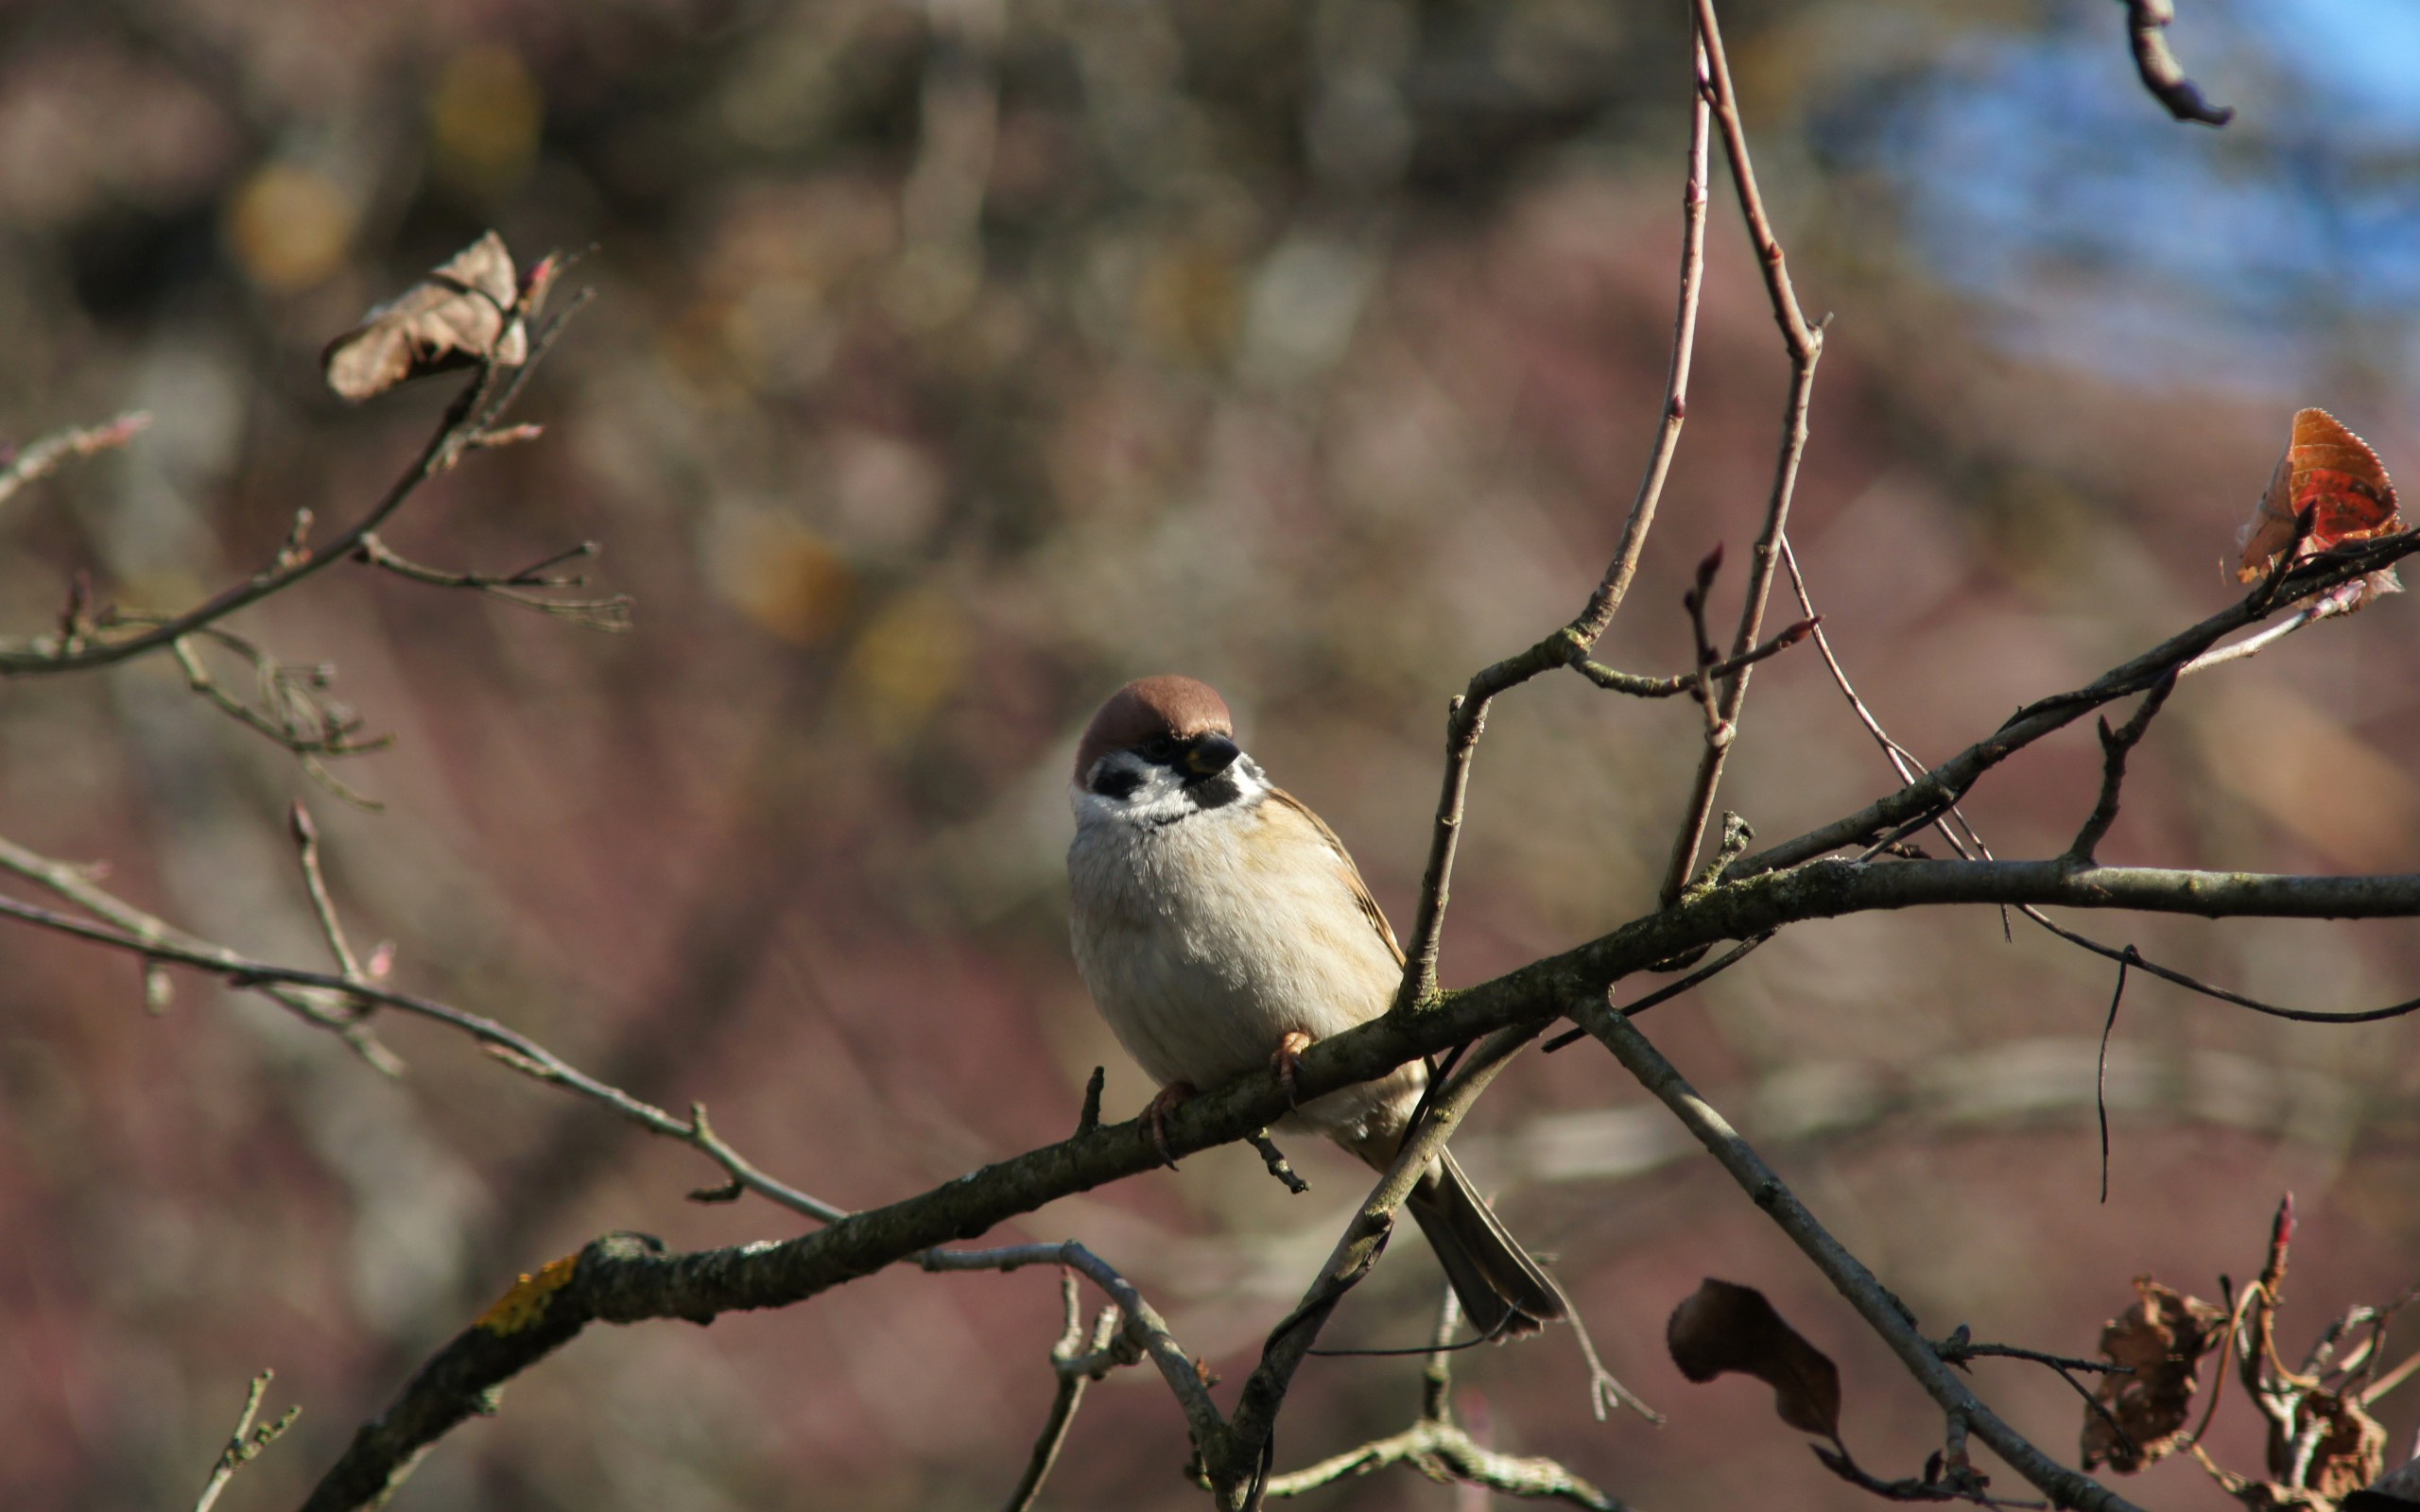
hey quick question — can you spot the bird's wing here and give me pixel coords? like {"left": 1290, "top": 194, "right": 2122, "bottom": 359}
{"left": 1266, "top": 786, "right": 1406, "bottom": 967}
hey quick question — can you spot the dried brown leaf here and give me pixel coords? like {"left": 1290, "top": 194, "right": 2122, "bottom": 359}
{"left": 1667, "top": 1278, "right": 1841, "bottom": 1438}
{"left": 322, "top": 232, "right": 530, "bottom": 403}
{"left": 2293, "top": 1391, "right": 2389, "bottom": 1503}
{"left": 2082, "top": 1276, "right": 2227, "bottom": 1472}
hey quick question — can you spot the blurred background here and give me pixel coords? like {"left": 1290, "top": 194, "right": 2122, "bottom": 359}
{"left": 5, "top": 0, "right": 2420, "bottom": 1507}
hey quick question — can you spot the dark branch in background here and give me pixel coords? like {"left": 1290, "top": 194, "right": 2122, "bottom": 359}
{"left": 1580, "top": 1004, "right": 2152, "bottom": 1512}
{"left": 2118, "top": 0, "right": 2235, "bottom": 126}
{"left": 0, "top": 285, "right": 593, "bottom": 676}
{"left": 2097, "top": 952, "right": 2132, "bottom": 1203}
{"left": 0, "top": 411, "right": 150, "bottom": 510}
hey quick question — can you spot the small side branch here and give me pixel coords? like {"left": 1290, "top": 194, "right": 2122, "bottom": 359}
{"left": 1581, "top": 1003, "right": 2151, "bottom": 1512}
{"left": 0, "top": 833, "right": 847, "bottom": 1222}
{"left": 2118, "top": 0, "right": 2235, "bottom": 126}
{"left": 192, "top": 1369, "right": 300, "bottom": 1512}
{"left": 1573, "top": 615, "right": 1816, "bottom": 699}
{"left": 1000, "top": 1275, "right": 1127, "bottom": 1512}
{"left": 356, "top": 534, "right": 633, "bottom": 631}
{"left": 2066, "top": 671, "right": 2177, "bottom": 865}
{"left": 0, "top": 411, "right": 150, "bottom": 510}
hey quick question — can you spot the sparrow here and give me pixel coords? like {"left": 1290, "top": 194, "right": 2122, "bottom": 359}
{"left": 1066, "top": 674, "right": 1564, "bottom": 1337}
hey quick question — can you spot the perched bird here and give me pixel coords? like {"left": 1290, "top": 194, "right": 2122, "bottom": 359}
{"left": 1066, "top": 674, "right": 1564, "bottom": 1337}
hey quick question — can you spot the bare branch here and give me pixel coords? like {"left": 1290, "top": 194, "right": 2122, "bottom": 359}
{"left": 1258, "top": 1416, "right": 1625, "bottom": 1507}
{"left": 0, "top": 289, "right": 593, "bottom": 677}
{"left": 1659, "top": 0, "right": 1827, "bottom": 906}
{"left": 0, "top": 411, "right": 150, "bottom": 511}
{"left": 1580, "top": 1004, "right": 2152, "bottom": 1512}
{"left": 1391, "top": 42, "right": 1713, "bottom": 1012}
{"left": 999, "top": 1275, "right": 1123, "bottom": 1512}
{"left": 2066, "top": 670, "right": 2178, "bottom": 865}
{"left": 1735, "top": 532, "right": 2420, "bottom": 880}
{"left": 355, "top": 533, "right": 633, "bottom": 631}
{"left": 0, "top": 834, "right": 846, "bottom": 1221}
{"left": 1573, "top": 614, "right": 1816, "bottom": 699}
{"left": 192, "top": 1369, "right": 299, "bottom": 1512}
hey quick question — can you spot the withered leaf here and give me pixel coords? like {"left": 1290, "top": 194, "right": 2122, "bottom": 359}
{"left": 1667, "top": 1278, "right": 1841, "bottom": 1438}
{"left": 2280, "top": 1390, "right": 2388, "bottom": 1503}
{"left": 2236, "top": 407, "right": 2404, "bottom": 614}
{"left": 323, "top": 232, "right": 533, "bottom": 403}
{"left": 2082, "top": 1276, "right": 2227, "bottom": 1473}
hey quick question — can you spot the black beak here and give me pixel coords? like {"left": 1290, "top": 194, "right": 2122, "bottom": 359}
{"left": 1184, "top": 735, "right": 1241, "bottom": 779}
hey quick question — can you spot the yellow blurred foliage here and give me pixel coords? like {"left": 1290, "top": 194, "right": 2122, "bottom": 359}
{"left": 841, "top": 586, "right": 971, "bottom": 747}
{"left": 1134, "top": 243, "right": 1241, "bottom": 367}
{"left": 430, "top": 45, "right": 542, "bottom": 197}
{"left": 713, "top": 508, "right": 856, "bottom": 645}
{"left": 222, "top": 163, "right": 353, "bottom": 291}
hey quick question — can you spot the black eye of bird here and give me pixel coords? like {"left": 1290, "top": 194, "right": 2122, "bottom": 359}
{"left": 1138, "top": 735, "right": 1180, "bottom": 764}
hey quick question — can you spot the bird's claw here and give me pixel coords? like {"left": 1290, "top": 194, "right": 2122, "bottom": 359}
{"left": 1270, "top": 1031, "right": 1313, "bottom": 1108}
{"left": 1145, "top": 1081, "right": 1196, "bottom": 1169}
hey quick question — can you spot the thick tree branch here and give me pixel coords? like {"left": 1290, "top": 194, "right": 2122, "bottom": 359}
{"left": 274, "top": 843, "right": 2420, "bottom": 1509}
{"left": 1581, "top": 1005, "right": 2152, "bottom": 1512}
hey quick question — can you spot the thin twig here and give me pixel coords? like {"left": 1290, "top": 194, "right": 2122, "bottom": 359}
{"left": 998, "top": 1276, "right": 1109, "bottom": 1512}
{"left": 193, "top": 1369, "right": 300, "bottom": 1512}
{"left": 288, "top": 802, "right": 367, "bottom": 982}
{"left": 1573, "top": 614, "right": 1816, "bottom": 698}
{"left": 0, "top": 838, "right": 848, "bottom": 1222}
{"left": 0, "top": 411, "right": 150, "bottom": 510}
{"left": 1581, "top": 1003, "right": 2150, "bottom": 1512}
{"left": 1391, "top": 43, "right": 1712, "bottom": 1011}
{"left": 923, "top": 1242, "right": 1224, "bottom": 1456}
{"left": 2066, "top": 672, "right": 2178, "bottom": 865}
{"left": 2097, "top": 953, "right": 2131, "bottom": 1204}
{"left": 355, "top": 533, "right": 633, "bottom": 631}
{"left": 1659, "top": 0, "right": 1826, "bottom": 906}
{"left": 1213, "top": 1022, "right": 1547, "bottom": 1508}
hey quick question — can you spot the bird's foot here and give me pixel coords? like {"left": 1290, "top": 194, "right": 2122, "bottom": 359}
{"left": 1270, "top": 1031, "right": 1314, "bottom": 1108}
{"left": 1145, "top": 1081, "right": 1197, "bottom": 1168}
